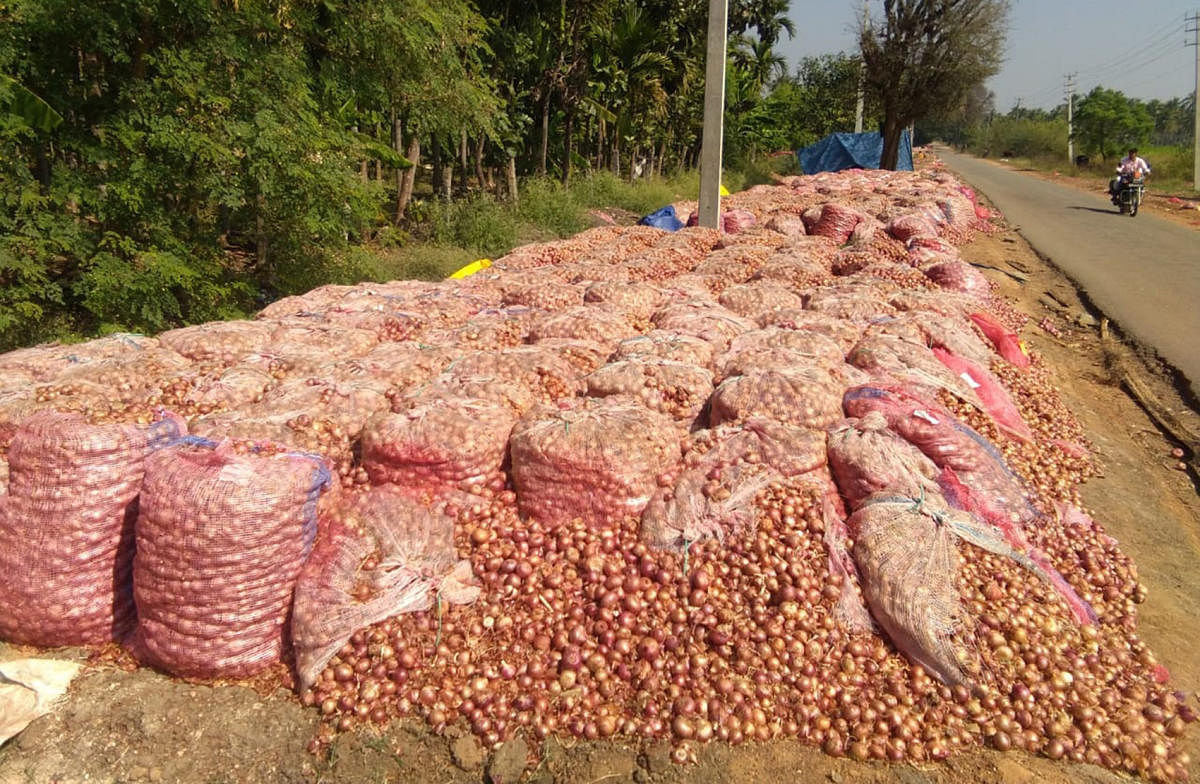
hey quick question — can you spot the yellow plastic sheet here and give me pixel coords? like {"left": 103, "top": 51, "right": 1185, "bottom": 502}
{"left": 448, "top": 258, "right": 492, "bottom": 280}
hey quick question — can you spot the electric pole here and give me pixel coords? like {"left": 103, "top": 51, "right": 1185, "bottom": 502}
{"left": 1189, "top": 11, "right": 1199, "bottom": 191}
{"left": 854, "top": 0, "right": 868, "bottom": 134}
{"left": 1065, "top": 73, "right": 1076, "bottom": 164}
{"left": 698, "top": 0, "right": 728, "bottom": 229}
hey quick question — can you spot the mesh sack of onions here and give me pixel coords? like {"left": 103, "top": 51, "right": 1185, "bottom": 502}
{"left": 848, "top": 492, "right": 971, "bottom": 686}
{"left": 651, "top": 303, "right": 755, "bottom": 353}
{"left": 829, "top": 248, "right": 880, "bottom": 277}
{"left": 847, "top": 333, "right": 981, "bottom": 402}
{"left": 509, "top": 398, "right": 681, "bottom": 529}
{"left": 527, "top": 305, "right": 637, "bottom": 350}
{"left": 585, "top": 358, "right": 714, "bottom": 425}
{"left": 717, "top": 282, "right": 806, "bottom": 320}
{"left": 613, "top": 331, "right": 716, "bottom": 370}
{"left": 361, "top": 396, "right": 517, "bottom": 497}
{"left": 923, "top": 261, "right": 991, "bottom": 298}
{"left": 763, "top": 212, "right": 807, "bottom": 238}
{"left": 932, "top": 347, "right": 1033, "bottom": 442}
{"left": 501, "top": 281, "right": 584, "bottom": 311}
{"left": 178, "top": 365, "right": 277, "bottom": 414}
{"left": 755, "top": 308, "right": 864, "bottom": 351}
{"left": 827, "top": 411, "right": 941, "bottom": 510}
{"left": 710, "top": 366, "right": 845, "bottom": 430}
{"left": 584, "top": 281, "right": 668, "bottom": 322}
{"left": 660, "top": 273, "right": 724, "bottom": 298}
{"left": 291, "top": 486, "right": 480, "bottom": 691}
{"left": 718, "top": 347, "right": 867, "bottom": 388}
{"left": 642, "top": 418, "right": 827, "bottom": 550}
{"left": 621, "top": 247, "right": 700, "bottom": 282}
{"left": 530, "top": 338, "right": 610, "bottom": 375}
{"left": 751, "top": 257, "right": 831, "bottom": 289}
{"left": 428, "top": 308, "right": 534, "bottom": 351}
{"left": 441, "top": 347, "right": 584, "bottom": 404}
{"left": 693, "top": 245, "right": 773, "bottom": 283}
{"left": 158, "top": 320, "right": 275, "bottom": 365}
{"left": 320, "top": 308, "right": 429, "bottom": 343}
{"left": 887, "top": 212, "right": 941, "bottom": 243}
{"left": 803, "top": 203, "right": 869, "bottom": 243}
{"left": 842, "top": 385, "right": 1036, "bottom": 531}
{"left": 851, "top": 261, "right": 931, "bottom": 290}
{"left": 655, "top": 225, "right": 722, "bottom": 255}
{"left": 399, "top": 373, "right": 537, "bottom": 418}
{"left": 720, "top": 208, "right": 758, "bottom": 233}
{"left": 969, "top": 311, "right": 1031, "bottom": 369}
{"left": 726, "top": 327, "right": 845, "bottom": 365}
{"left": 556, "top": 261, "right": 632, "bottom": 285}
{"left": 938, "top": 192, "right": 978, "bottom": 228}
{"left": 874, "top": 310, "right": 993, "bottom": 367}
{"left": 261, "top": 378, "right": 390, "bottom": 439}
{"left": 332, "top": 342, "right": 460, "bottom": 393}
{"left": 805, "top": 291, "right": 897, "bottom": 323}
{"left": 271, "top": 323, "right": 380, "bottom": 362}
{"left": 130, "top": 440, "right": 333, "bottom": 679}
{"left": 846, "top": 214, "right": 882, "bottom": 245}
{"left": 0, "top": 411, "right": 185, "bottom": 647}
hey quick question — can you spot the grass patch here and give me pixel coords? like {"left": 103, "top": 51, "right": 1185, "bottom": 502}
{"left": 974, "top": 144, "right": 1195, "bottom": 195}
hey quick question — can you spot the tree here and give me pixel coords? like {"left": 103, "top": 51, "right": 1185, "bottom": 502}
{"left": 1073, "top": 87, "right": 1153, "bottom": 161}
{"left": 730, "top": 34, "right": 786, "bottom": 95}
{"left": 859, "top": 0, "right": 1009, "bottom": 169}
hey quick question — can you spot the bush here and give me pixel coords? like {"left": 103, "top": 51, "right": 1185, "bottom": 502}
{"left": 968, "top": 116, "right": 1067, "bottom": 161}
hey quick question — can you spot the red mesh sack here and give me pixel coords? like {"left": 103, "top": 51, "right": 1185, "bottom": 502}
{"left": 969, "top": 311, "right": 1031, "bottom": 369}
{"left": 931, "top": 347, "right": 1033, "bottom": 442}
{"left": 710, "top": 366, "right": 844, "bottom": 430}
{"left": 804, "top": 203, "right": 869, "bottom": 243}
{"left": 0, "top": 412, "right": 185, "bottom": 647}
{"left": 510, "top": 398, "right": 681, "bottom": 529}
{"left": 362, "top": 396, "right": 517, "bottom": 497}
{"left": 585, "top": 358, "right": 714, "bottom": 425}
{"left": 717, "top": 283, "right": 806, "bottom": 319}
{"left": 642, "top": 418, "right": 826, "bottom": 549}
{"left": 887, "top": 212, "right": 941, "bottom": 243}
{"left": 722, "top": 209, "right": 758, "bottom": 234}
{"left": 130, "top": 440, "right": 332, "bottom": 679}
{"left": 842, "top": 385, "right": 1036, "bottom": 528}
{"left": 827, "top": 411, "right": 940, "bottom": 510}
{"left": 292, "top": 487, "right": 480, "bottom": 690}
{"left": 924, "top": 261, "right": 990, "bottom": 298}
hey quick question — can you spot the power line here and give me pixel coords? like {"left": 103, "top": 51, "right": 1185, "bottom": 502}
{"left": 1072, "top": 17, "right": 1181, "bottom": 78}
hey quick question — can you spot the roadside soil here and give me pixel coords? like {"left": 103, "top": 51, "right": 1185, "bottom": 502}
{"left": 1, "top": 223, "right": 1198, "bottom": 784}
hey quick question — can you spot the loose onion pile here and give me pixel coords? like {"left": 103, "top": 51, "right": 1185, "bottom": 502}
{"left": 0, "top": 166, "right": 1193, "bottom": 782}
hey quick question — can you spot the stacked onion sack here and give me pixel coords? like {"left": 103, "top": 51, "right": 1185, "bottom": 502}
{"left": 0, "top": 166, "right": 1192, "bottom": 782}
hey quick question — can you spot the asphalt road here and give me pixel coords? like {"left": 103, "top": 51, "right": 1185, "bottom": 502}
{"left": 935, "top": 148, "right": 1200, "bottom": 396}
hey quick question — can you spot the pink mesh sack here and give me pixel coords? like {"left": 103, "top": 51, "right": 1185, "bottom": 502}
{"left": 510, "top": 398, "right": 681, "bottom": 529}
{"left": 130, "top": 440, "right": 332, "bottom": 679}
{"left": 0, "top": 411, "right": 185, "bottom": 647}
{"left": 827, "top": 411, "right": 941, "bottom": 510}
{"left": 361, "top": 397, "right": 517, "bottom": 497}
{"left": 710, "top": 366, "right": 845, "bottom": 430}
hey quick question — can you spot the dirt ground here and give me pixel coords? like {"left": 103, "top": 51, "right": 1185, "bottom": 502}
{"left": 1, "top": 225, "right": 1198, "bottom": 784}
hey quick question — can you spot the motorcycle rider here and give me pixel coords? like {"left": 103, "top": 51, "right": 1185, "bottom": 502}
{"left": 1109, "top": 147, "right": 1151, "bottom": 204}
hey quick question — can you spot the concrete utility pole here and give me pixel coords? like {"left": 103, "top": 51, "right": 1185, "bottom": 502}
{"left": 1189, "top": 12, "right": 1199, "bottom": 191}
{"left": 1065, "top": 73, "right": 1076, "bottom": 164}
{"left": 698, "top": 0, "right": 728, "bottom": 228}
{"left": 854, "top": 0, "right": 869, "bottom": 133}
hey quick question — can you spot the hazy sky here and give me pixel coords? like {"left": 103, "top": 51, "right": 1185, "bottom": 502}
{"left": 778, "top": 0, "right": 1197, "bottom": 111}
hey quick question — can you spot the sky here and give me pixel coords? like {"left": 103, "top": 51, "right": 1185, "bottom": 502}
{"left": 779, "top": 0, "right": 1198, "bottom": 111}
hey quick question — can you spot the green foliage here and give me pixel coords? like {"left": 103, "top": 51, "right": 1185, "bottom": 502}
{"left": 969, "top": 115, "right": 1066, "bottom": 160}
{"left": 1074, "top": 87, "right": 1154, "bottom": 161}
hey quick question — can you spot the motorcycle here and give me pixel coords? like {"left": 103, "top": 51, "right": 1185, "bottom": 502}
{"left": 1116, "top": 175, "right": 1145, "bottom": 217}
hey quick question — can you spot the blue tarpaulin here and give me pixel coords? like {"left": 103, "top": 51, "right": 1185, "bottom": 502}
{"left": 796, "top": 130, "right": 913, "bottom": 174}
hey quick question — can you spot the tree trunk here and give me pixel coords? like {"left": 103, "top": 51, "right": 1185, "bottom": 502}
{"left": 431, "top": 135, "right": 444, "bottom": 196}
{"left": 539, "top": 95, "right": 550, "bottom": 177}
{"left": 393, "top": 110, "right": 403, "bottom": 205}
{"left": 611, "top": 133, "right": 620, "bottom": 177}
{"left": 474, "top": 134, "right": 487, "bottom": 191}
{"left": 561, "top": 109, "right": 574, "bottom": 186}
{"left": 355, "top": 125, "right": 368, "bottom": 182}
{"left": 880, "top": 112, "right": 904, "bottom": 171}
{"left": 506, "top": 154, "right": 519, "bottom": 205}
{"left": 460, "top": 129, "right": 469, "bottom": 170}
{"left": 255, "top": 191, "right": 267, "bottom": 268}
{"left": 596, "top": 118, "right": 606, "bottom": 170}
{"left": 440, "top": 161, "right": 453, "bottom": 201}
{"left": 396, "top": 134, "right": 420, "bottom": 223}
